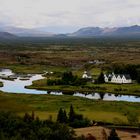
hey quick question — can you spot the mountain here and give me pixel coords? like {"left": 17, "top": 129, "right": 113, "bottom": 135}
{"left": 68, "top": 27, "right": 102, "bottom": 37}
{"left": 0, "top": 32, "right": 17, "bottom": 40}
{"left": 68, "top": 25, "right": 140, "bottom": 37}
{"left": 0, "top": 26, "right": 55, "bottom": 37}
{"left": 0, "top": 25, "right": 140, "bottom": 38}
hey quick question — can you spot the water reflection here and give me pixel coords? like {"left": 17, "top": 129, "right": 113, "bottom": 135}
{"left": 73, "top": 92, "right": 140, "bottom": 102}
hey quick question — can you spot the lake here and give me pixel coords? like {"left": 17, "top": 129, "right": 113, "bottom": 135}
{"left": 0, "top": 69, "right": 140, "bottom": 102}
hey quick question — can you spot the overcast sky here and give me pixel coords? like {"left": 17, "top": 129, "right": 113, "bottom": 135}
{"left": 0, "top": 0, "right": 140, "bottom": 33}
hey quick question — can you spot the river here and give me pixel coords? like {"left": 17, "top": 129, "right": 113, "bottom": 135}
{"left": 0, "top": 69, "right": 140, "bottom": 102}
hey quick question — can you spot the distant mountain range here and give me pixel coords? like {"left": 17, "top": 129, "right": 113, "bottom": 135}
{"left": 0, "top": 26, "right": 55, "bottom": 37}
{"left": 67, "top": 25, "right": 140, "bottom": 37}
{"left": 0, "top": 32, "right": 17, "bottom": 40}
{"left": 0, "top": 25, "right": 140, "bottom": 38}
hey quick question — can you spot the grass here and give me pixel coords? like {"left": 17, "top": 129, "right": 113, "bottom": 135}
{"left": 87, "top": 83, "right": 140, "bottom": 96}
{"left": 3, "top": 64, "right": 48, "bottom": 74}
{"left": 1, "top": 64, "right": 71, "bottom": 74}
{"left": 0, "top": 91, "right": 140, "bottom": 125}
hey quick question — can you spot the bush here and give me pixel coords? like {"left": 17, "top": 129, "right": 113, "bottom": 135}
{"left": 69, "top": 118, "right": 91, "bottom": 128}
{"left": 47, "top": 71, "right": 87, "bottom": 86}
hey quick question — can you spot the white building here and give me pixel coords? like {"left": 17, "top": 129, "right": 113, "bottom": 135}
{"left": 82, "top": 71, "right": 92, "bottom": 79}
{"left": 104, "top": 73, "right": 132, "bottom": 84}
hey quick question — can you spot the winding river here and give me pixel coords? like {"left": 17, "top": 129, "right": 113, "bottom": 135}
{"left": 0, "top": 69, "right": 140, "bottom": 102}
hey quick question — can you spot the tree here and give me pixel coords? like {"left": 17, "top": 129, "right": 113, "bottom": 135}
{"left": 57, "top": 108, "right": 64, "bottom": 123}
{"left": 57, "top": 108, "right": 68, "bottom": 123}
{"left": 31, "top": 111, "right": 35, "bottom": 121}
{"left": 62, "top": 71, "right": 76, "bottom": 85}
{"left": 69, "top": 104, "right": 75, "bottom": 122}
{"left": 63, "top": 110, "right": 68, "bottom": 123}
{"left": 23, "top": 112, "right": 32, "bottom": 122}
{"left": 108, "top": 128, "right": 120, "bottom": 140}
{"left": 0, "top": 111, "right": 75, "bottom": 140}
{"left": 137, "top": 71, "right": 140, "bottom": 83}
{"left": 96, "top": 72, "right": 105, "bottom": 84}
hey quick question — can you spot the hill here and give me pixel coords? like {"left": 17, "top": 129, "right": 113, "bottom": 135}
{"left": 0, "top": 25, "right": 140, "bottom": 38}
{"left": 0, "top": 32, "right": 17, "bottom": 40}
{"left": 0, "top": 26, "right": 55, "bottom": 37}
{"left": 68, "top": 25, "right": 140, "bottom": 37}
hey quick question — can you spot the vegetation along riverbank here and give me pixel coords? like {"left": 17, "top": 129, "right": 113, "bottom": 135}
{"left": 0, "top": 91, "right": 140, "bottom": 126}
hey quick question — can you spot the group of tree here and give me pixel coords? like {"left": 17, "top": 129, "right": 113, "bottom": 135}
{"left": 0, "top": 111, "right": 75, "bottom": 140}
{"left": 111, "top": 64, "right": 140, "bottom": 83}
{"left": 47, "top": 71, "right": 87, "bottom": 86}
{"left": 57, "top": 105, "right": 91, "bottom": 128}
{"left": 0, "top": 111, "right": 122, "bottom": 140}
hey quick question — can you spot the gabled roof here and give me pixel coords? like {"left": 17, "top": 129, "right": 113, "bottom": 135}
{"left": 105, "top": 73, "right": 131, "bottom": 80}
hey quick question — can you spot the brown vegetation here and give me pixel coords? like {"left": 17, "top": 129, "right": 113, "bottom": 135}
{"left": 75, "top": 126, "right": 140, "bottom": 140}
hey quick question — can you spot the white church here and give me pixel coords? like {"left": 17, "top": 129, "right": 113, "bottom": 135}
{"left": 82, "top": 71, "right": 92, "bottom": 79}
{"left": 104, "top": 73, "right": 132, "bottom": 84}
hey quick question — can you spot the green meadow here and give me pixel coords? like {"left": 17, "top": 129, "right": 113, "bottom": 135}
{"left": 0, "top": 91, "right": 139, "bottom": 125}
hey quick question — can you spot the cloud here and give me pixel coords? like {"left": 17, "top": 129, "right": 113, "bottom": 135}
{"left": 0, "top": 0, "right": 139, "bottom": 31}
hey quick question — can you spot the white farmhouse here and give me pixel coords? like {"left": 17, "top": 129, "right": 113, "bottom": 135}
{"left": 104, "top": 73, "right": 132, "bottom": 84}
{"left": 82, "top": 71, "right": 92, "bottom": 79}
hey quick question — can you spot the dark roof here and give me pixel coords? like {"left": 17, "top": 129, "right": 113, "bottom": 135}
{"left": 105, "top": 73, "right": 131, "bottom": 80}
{"left": 123, "top": 74, "right": 131, "bottom": 80}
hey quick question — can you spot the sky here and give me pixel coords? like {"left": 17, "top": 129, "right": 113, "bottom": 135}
{"left": 0, "top": 0, "right": 140, "bottom": 33}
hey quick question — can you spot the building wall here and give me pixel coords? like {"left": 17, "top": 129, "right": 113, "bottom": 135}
{"left": 104, "top": 74, "right": 132, "bottom": 84}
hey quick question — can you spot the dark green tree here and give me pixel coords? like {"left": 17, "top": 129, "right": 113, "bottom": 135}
{"left": 31, "top": 111, "right": 35, "bottom": 121}
{"left": 62, "top": 71, "right": 76, "bottom": 85}
{"left": 69, "top": 104, "right": 75, "bottom": 122}
{"left": 97, "top": 72, "right": 105, "bottom": 84}
{"left": 57, "top": 108, "right": 64, "bottom": 123}
{"left": 137, "top": 71, "right": 140, "bottom": 83}
{"left": 57, "top": 108, "right": 67, "bottom": 123}
{"left": 63, "top": 110, "right": 68, "bottom": 123}
{"left": 23, "top": 112, "right": 32, "bottom": 122}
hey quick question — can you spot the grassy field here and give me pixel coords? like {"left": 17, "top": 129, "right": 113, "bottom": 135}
{"left": 0, "top": 91, "right": 140, "bottom": 125}
{"left": 0, "top": 44, "right": 140, "bottom": 74}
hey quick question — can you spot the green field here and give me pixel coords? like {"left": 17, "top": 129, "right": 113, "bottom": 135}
{"left": 0, "top": 91, "right": 139, "bottom": 125}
